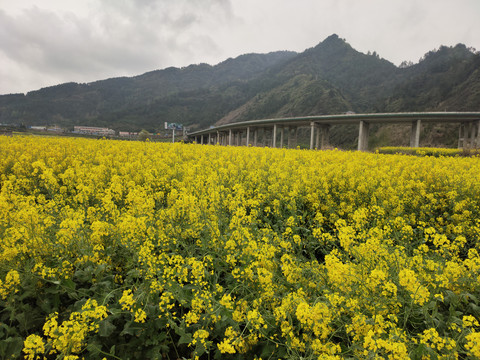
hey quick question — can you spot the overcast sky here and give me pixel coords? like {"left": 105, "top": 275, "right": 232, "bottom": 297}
{"left": 1, "top": 0, "right": 479, "bottom": 95}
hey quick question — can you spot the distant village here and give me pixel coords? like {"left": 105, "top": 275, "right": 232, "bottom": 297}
{"left": 34, "top": 125, "right": 139, "bottom": 138}
{"left": 0, "top": 123, "right": 186, "bottom": 140}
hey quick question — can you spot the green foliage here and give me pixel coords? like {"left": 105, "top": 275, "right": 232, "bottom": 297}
{"left": 137, "top": 129, "right": 150, "bottom": 141}
{"left": 230, "top": 74, "right": 351, "bottom": 122}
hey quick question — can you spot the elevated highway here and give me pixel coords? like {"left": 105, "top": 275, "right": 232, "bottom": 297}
{"left": 187, "top": 112, "right": 480, "bottom": 151}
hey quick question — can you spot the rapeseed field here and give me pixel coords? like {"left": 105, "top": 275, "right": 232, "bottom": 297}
{"left": 1, "top": 136, "right": 479, "bottom": 359}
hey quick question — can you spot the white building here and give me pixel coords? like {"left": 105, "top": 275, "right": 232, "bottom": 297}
{"left": 74, "top": 126, "right": 115, "bottom": 136}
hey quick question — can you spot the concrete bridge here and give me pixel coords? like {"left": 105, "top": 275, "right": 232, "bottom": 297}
{"left": 187, "top": 112, "right": 480, "bottom": 151}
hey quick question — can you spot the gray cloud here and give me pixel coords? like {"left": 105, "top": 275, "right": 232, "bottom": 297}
{"left": 1, "top": 0, "right": 479, "bottom": 94}
{"left": 0, "top": 0, "right": 235, "bottom": 93}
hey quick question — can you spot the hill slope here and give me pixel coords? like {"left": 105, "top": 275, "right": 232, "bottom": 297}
{"left": 1, "top": 34, "right": 479, "bottom": 147}
{"left": 0, "top": 51, "right": 297, "bottom": 130}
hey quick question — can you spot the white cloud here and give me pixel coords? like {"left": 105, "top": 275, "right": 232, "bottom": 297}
{"left": 1, "top": 0, "right": 479, "bottom": 94}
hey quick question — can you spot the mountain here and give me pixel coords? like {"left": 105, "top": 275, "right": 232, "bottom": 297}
{"left": 0, "top": 51, "right": 297, "bottom": 130}
{"left": 217, "top": 34, "right": 401, "bottom": 123}
{"left": 1, "top": 35, "right": 479, "bottom": 147}
{"left": 384, "top": 43, "right": 479, "bottom": 111}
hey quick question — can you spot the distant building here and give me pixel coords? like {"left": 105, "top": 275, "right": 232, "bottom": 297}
{"left": 47, "top": 126, "right": 63, "bottom": 132}
{"left": 74, "top": 126, "right": 115, "bottom": 136}
{"left": 30, "top": 126, "right": 47, "bottom": 131}
{"left": 119, "top": 131, "right": 138, "bottom": 137}
{"left": 30, "top": 125, "right": 63, "bottom": 132}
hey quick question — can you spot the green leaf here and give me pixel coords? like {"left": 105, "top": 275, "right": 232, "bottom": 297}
{"left": 102, "top": 290, "right": 116, "bottom": 305}
{"left": 260, "top": 342, "right": 279, "bottom": 359}
{"left": 85, "top": 341, "right": 104, "bottom": 357}
{"left": 145, "top": 331, "right": 167, "bottom": 346}
{"left": 145, "top": 344, "right": 169, "bottom": 359}
{"left": 410, "top": 343, "right": 426, "bottom": 360}
{"left": 62, "top": 278, "right": 77, "bottom": 292}
{"left": 99, "top": 319, "right": 117, "bottom": 337}
{"left": 120, "top": 321, "right": 142, "bottom": 336}
{"left": 74, "top": 268, "right": 92, "bottom": 283}
{"left": 0, "top": 337, "right": 24, "bottom": 359}
{"left": 470, "top": 302, "right": 480, "bottom": 315}
{"left": 127, "top": 269, "right": 141, "bottom": 278}
{"left": 178, "top": 333, "right": 192, "bottom": 346}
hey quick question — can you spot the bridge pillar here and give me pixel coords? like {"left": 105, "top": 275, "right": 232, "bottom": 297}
{"left": 475, "top": 120, "right": 480, "bottom": 149}
{"left": 287, "top": 127, "right": 297, "bottom": 148}
{"left": 467, "top": 122, "right": 473, "bottom": 149}
{"left": 246, "top": 127, "right": 250, "bottom": 146}
{"left": 280, "top": 126, "right": 284, "bottom": 148}
{"left": 358, "top": 120, "right": 370, "bottom": 151}
{"left": 273, "top": 124, "right": 277, "bottom": 148}
{"left": 228, "top": 129, "right": 232, "bottom": 146}
{"left": 463, "top": 120, "right": 480, "bottom": 150}
{"left": 254, "top": 128, "right": 258, "bottom": 147}
{"left": 310, "top": 122, "right": 316, "bottom": 150}
{"left": 458, "top": 123, "right": 465, "bottom": 149}
{"left": 410, "top": 120, "right": 421, "bottom": 148}
{"left": 320, "top": 124, "right": 331, "bottom": 150}
{"left": 459, "top": 121, "right": 473, "bottom": 150}
{"left": 471, "top": 120, "right": 479, "bottom": 149}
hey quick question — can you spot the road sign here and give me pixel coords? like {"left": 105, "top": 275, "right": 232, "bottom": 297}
{"left": 164, "top": 122, "right": 183, "bottom": 130}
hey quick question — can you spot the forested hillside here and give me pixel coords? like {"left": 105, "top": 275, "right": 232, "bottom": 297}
{"left": 1, "top": 34, "right": 479, "bottom": 146}
{"left": 0, "top": 51, "right": 297, "bottom": 130}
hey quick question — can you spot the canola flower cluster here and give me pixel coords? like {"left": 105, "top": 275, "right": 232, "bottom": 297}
{"left": 377, "top": 146, "right": 478, "bottom": 157}
{"left": 0, "top": 136, "right": 480, "bottom": 359}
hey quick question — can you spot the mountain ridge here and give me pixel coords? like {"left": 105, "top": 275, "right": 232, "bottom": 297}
{"left": 1, "top": 34, "right": 479, "bottom": 148}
